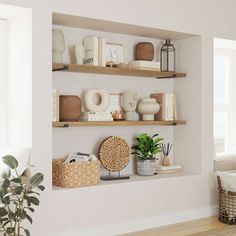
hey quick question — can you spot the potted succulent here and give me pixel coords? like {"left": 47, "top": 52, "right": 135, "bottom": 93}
{"left": 132, "top": 133, "right": 163, "bottom": 176}
{"left": 0, "top": 155, "right": 45, "bottom": 236}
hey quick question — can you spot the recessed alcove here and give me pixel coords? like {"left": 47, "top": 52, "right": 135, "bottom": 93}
{"left": 52, "top": 12, "right": 202, "bottom": 189}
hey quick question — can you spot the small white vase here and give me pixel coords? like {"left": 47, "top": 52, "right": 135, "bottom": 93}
{"left": 52, "top": 29, "right": 65, "bottom": 63}
{"left": 137, "top": 98, "right": 160, "bottom": 121}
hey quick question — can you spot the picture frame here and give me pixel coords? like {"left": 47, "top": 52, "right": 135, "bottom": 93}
{"left": 106, "top": 93, "right": 124, "bottom": 120}
{"left": 105, "top": 43, "right": 124, "bottom": 65}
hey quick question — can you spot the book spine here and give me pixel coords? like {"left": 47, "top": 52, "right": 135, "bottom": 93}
{"left": 164, "top": 93, "right": 169, "bottom": 120}
{"left": 173, "top": 95, "right": 178, "bottom": 120}
{"left": 99, "top": 37, "right": 106, "bottom": 67}
{"left": 169, "top": 93, "right": 174, "bottom": 121}
{"left": 52, "top": 89, "right": 59, "bottom": 122}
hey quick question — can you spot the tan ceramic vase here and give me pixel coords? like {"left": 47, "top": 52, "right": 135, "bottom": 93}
{"left": 162, "top": 156, "right": 171, "bottom": 166}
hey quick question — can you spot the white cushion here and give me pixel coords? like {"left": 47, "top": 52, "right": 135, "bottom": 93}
{"left": 0, "top": 147, "right": 31, "bottom": 181}
{"left": 217, "top": 171, "right": 236, "bottom": 192}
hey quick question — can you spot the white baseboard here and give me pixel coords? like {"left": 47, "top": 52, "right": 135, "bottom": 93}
{"left": 72, "top": 205, "right": 218, "bottom": 236}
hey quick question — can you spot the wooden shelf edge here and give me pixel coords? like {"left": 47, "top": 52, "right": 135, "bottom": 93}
{"left": 52, "top": 63, "right": 186, "bottom": 79}
{"left": 52, "top": 120, "right": 186, "bottom": 127}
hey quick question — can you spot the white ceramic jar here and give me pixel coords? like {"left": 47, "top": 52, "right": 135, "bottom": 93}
{"left": 137, "top": 98, "right": 160, "bottom": 121}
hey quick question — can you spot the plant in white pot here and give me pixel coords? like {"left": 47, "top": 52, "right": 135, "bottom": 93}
{"left": 0, "top": 155, "right": 45, "bottom": 236}
{"left": 132, "top": 133, "right": 163, "bottom": 176}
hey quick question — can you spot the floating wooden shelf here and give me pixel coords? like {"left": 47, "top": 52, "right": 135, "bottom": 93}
{"left": 52, "top": 63, "right": 186, "bottom": 79}
{"left": 52, "top": 120, "right": 186, "bottom": 127}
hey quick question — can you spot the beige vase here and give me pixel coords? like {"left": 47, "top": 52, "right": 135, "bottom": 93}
{"left": 137, "top": 98, "right": 160, "bottom": 121}
{"left": 162, "top": 156, "right": 171, "bottom": 166}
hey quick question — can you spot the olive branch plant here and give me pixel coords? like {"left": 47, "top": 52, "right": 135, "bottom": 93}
{"left": 0, "top": 155, "right": 45, "bottom": 236}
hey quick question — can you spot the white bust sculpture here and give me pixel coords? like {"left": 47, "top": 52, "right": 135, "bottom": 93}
{"left": 121, "top": 91, "right": 138, "bottom": 121}
{"left": 52, "top": 29, "right": 65, "bottom": 63}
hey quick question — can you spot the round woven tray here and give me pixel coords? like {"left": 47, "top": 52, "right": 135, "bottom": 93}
{"left": 99, "top": 136, "right": 130, "bottom": 172}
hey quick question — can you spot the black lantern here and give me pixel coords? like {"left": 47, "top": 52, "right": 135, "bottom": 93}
{"left": 160, "top": 39, "right": 175, "bottom": 72}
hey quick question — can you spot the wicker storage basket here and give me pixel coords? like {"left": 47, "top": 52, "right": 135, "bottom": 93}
{"left": 52, "top": 159, "right": 100, "bottom": 188}
{"left": 217, "top": 175, "right": 236, "bottom": 224}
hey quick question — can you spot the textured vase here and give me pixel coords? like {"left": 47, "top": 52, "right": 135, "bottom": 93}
{"left": 137, "top": 159, "right": 156, "bottom": 176}
{"left": 162, "top": 156, "right": 171, "bottom": 166}
{"left": 52, "top": 29, "right": 65, "bottom": 63}
{"left": 137, "top": 98, "right": 160, "bottom": 121}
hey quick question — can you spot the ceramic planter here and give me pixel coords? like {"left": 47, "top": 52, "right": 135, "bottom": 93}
{"left": 137, "top": 159, "right": 156, "bottom": 176}
{"left": 137, "top": 98, "right": 160, "bottom": 121}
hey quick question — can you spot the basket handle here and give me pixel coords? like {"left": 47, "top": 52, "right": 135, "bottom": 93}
{"left": 217, "top": 175, "right": 223, "bottom": 190}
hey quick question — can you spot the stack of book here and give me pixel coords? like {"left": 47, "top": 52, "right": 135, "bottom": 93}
{"left": 83, "top": 36, "right": 106, "bottom": 66}
{"left": 156, "top": 165, "right": 182, "bottom": 174}
{"left": 130, "top": 60, "right": 160, "bottom": 71}
{"left": 80, "top": 112, "right": 113, "bottom": 121}
{"left": 150, "top": 93, "right": 177, "bottom": 121}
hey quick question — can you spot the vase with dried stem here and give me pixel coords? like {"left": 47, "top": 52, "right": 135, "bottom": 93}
{"left": 160, "top": 143, "right": 173, "bottom": 166}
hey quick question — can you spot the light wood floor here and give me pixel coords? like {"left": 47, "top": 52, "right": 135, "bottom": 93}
{"left": 123, "top": 216, "right": 230, "bottom": 236}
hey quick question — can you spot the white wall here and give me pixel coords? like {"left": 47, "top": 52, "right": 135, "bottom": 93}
{"left": 0, "top": 4, "right": 32, "bottom": 148}
{"left": 0, "top": 0, "right": 236, "bottom": 235}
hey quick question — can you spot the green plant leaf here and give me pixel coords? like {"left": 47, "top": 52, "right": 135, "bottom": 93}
{"left": 2, "top": 179, "right": 10, "bottom": 189}
{"left": 0, "top": 207, "right": 7, "bottom": 217}
{"left": 26, "top": 214, "right": 33, "bottom": 224}
{"left": 25, "top": 207, "right": 34, "bottom": 213}
{"left": 37, "top": 185, "right": 45, "bottom": 191}
{"left": 27, "top": 196, "right": 39, "bottom": 206}
{"left": 14, "top": 186, "right": 23, "bottom": 195}
{"left": 25, "top": 229, "right": 30, "bottom": 236}
{"left": 6, "top": 227, "right": 14, "bottom": 233}
{"left": 30, "top": 173, "right": 44, "bottom": 187}
{"left": 2, "top": 219, "right": 10, "bottom": 227}
{"left": 1, "top": 169, "right": 11, "bottom": 179}
{"left": 2, "top": 155, "right": 18, "bottom": 169}
{"left": 11, "top": 178, "right": 21, "bottom": 183}
{"left": 3, "top": 193, "right": 13, "bottom": 199}
{"left": 19, "top": 209, "right": 27, "bottom": 219}
{"left": 27, "top": 191, "right": 39, "bottom": 196}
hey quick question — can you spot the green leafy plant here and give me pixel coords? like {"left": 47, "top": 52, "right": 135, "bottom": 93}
{"left": 0, "top": 155, "right": 45, "bottom": 236}
{"left": 132, "top": 133, "right": 163, "bottom": 160}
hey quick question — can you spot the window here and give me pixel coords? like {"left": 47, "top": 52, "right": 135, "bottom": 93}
{"left": 214, "top": 38, "right": 236, "bottom": 158}
{"left": 0, "top": 20, "right": 8, "bottom": 147}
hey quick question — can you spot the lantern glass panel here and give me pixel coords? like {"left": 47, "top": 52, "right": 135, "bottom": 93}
{"left": 160, "top": 39, "right": 175, "bottom": 72}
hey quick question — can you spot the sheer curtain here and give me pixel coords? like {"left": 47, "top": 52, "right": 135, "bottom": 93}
{"left": 0, "top": 20, "right": 8, "bottom": 147}
{"left": 214, "top": 43, "right": 236, "bottom": 158}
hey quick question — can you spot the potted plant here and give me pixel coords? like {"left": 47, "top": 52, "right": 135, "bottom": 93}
{"left": 0, "top": 155, "right": 45, "bottom": 236}
{"left": 132, "top": 133, "right": 163, "bottom": 176}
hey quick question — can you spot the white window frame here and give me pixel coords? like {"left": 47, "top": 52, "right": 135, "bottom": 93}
{"left": 214, "top": 46, "right": 236, "bottom": 161}
{"left": 0, "top": 20, "right": 8, "bottom": 147}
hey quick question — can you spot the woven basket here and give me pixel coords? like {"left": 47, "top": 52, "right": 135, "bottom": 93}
{"left": 217, "top": 175, "right": 236, "bottom": 224}
{"left": 52, "top": 159, "right": 100, "bottom": 188}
